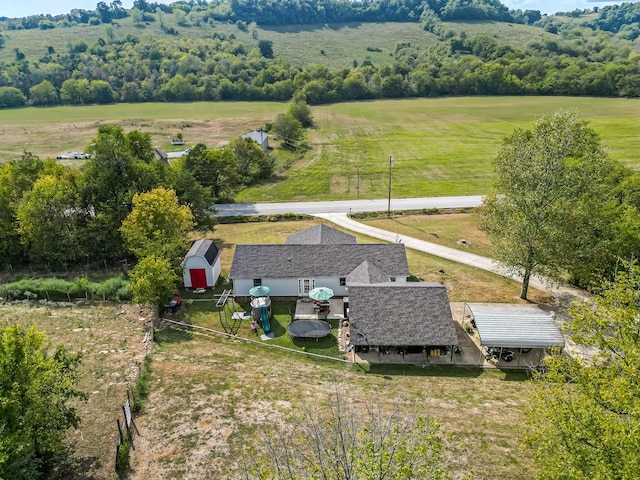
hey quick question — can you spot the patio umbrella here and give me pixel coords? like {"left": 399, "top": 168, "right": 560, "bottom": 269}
{"left": 308, "top": 287, "right": 334, "bottom": 301}
{"left": 249, "top": 285, "right": 271, "bottom": 297}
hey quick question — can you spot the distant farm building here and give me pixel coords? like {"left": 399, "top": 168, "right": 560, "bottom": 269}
{"left": 182, "top": 239, "right": 221, "bottom": 289}
{"left": 242, "top": 130, "right": 269, "bottom": 151}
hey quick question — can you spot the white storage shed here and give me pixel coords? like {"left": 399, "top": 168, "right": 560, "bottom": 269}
{"left": 182, "top": 239, "right": 221, "bottom": 289}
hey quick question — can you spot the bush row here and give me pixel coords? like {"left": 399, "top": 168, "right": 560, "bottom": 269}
{"left": 0, "top": 275, "right": 130, "bottom": 302}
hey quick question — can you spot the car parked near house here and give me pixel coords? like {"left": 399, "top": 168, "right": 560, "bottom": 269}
{"left": 56, "top": 151, "right": 91, "bottom": 159}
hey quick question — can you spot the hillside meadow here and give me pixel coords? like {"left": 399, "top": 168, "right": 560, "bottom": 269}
{"left": 0, "top": 18, "right": 555, "bottom": 70}
{"left": 1, "top": 96, "right": 636, "bottom": 201}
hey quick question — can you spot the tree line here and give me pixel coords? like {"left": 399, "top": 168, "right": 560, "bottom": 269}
{"left": 0, "top": 123, "right": 277, "bottom": 270}
{"left": 1, "top": 1, "right": 639, "bottom": 109}
{"left": 2, "top": 0, "right": 527, "bottom": 30}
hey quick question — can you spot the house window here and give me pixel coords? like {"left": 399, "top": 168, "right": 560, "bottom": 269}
{"left": 253, "top": 279, "right": 262, "bottom": 287}
{"left": 339, "top": 277, "right": 346, "bottom": 286}
{"left": 390, "top": 277, "right": 396, "bottom": 282}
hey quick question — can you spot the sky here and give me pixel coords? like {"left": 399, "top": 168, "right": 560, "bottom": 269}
{"left": 0, "top": 0, "right": 627, "bottom": 18}
{"left": 0, "top": 1, "right": 173, "bottom": 18}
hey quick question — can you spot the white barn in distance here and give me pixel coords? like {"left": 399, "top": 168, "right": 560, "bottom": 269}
{"left": 182, "top": 239, "right": 221, "bottom": 289}
{"left": 242, "top": 130, "right": 269, "bottom": 151}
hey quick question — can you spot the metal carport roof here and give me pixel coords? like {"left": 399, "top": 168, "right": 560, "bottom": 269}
{"left": 466, "top": 304, "right": 565, "bottom": 349}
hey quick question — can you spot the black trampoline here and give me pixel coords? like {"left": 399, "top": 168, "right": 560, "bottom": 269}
{"left": 288, "top": 320, "right": 331, "bottom": 339}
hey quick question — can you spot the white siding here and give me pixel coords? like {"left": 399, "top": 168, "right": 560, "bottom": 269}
{"left": 233, "top": 276, "right": 349, "bottom": 297}
{"left": 182, "top": 256, "right": 220, "bottom": 288}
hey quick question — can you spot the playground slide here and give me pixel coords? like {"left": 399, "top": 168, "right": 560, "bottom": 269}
{"left": 261, "top": 306, "right": 271, "bottom": 333}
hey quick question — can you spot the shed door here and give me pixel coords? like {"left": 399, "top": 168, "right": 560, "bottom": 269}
{"left": 190, "top": 269, "right": 208, "bottom": 288}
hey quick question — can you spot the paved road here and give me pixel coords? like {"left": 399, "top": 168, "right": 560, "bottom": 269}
{"left": 215, "top": 195, "right": 484, "bottom": 216}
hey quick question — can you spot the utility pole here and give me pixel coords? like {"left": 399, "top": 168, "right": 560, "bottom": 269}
{"left": 356, "top": 167, "right": 360, "bottom": 200}
{"left": 387, "top": 155, "right": 393, "bottom": 218}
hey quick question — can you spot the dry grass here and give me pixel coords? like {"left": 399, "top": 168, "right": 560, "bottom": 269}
{"left": 0, "top": 103, "right": 283, "bottom": 163}
{"left": 0, "top": 302, "right": 152, "bottom": 480}
{"left": 365, "top": 212, "right": 493, "bottom": 257}
{"left": 130, "top": 329, "right": 535, "bottom": 479}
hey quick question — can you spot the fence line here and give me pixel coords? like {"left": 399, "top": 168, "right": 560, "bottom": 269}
{"left": 161, "top": 318, "right": 354, "bottom": 365}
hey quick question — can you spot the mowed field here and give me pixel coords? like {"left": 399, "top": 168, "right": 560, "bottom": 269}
{"left": 0, "top": 96, "right": 638, "bottom": 202}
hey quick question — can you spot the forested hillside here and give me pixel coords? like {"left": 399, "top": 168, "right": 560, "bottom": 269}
{"left": 0, "top": 0, "right": 638, "bottom": 108}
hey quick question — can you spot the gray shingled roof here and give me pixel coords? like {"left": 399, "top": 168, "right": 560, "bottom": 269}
{"left": 348, "top": 283, "right": 458, "bottom": 347}
{"left": 346, "top": 260, "right": 390, "bottom": 284}
{"left": 229, "top": 244, "right": 409, "bottom": 279}
{"left": 285, "top": 224, "right": 357, "bottom": 245}
{"left": 186, "top": 239, "right": 220, "bottom": 266}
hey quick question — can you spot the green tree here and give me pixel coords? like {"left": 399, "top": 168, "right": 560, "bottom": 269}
{"left": 229, "top": 137, "right": 274, "bottom": 184}
{"left": 29, "top": 80, "right": 59, "bottom": 106}
{"left": 271, "top": 113, "right": 303, "bottom": 148}
{"left": 167, "top": 158, "right": 217, "bottom": 231}
{"left": 481, "top": 110, "right": 616, "bottom": 299}
{"left": 16, "top": 170, "right": 90, "bottom": 266}
{"left": 287, "top": 98, "right": 313, "bottom": 128}
{"left": 0, "top": 87, "right": 26, "bottom": 108}
{"left": 0, "top": 324, "right": 85, "bottom": 480}
{"left": 120, "top": 188, "right": 194, "bottom": 267}
{"left": 240, "top": 384, "right": 456, "bottom": 479}
{"left": 89, "top": 79, "right": 115, "bottom": 104}
{"left": 0, "top": 152, "right": 45, "bottom": 267}
{"left": 525, "top": 262, "right": 640, "bottom": 479}
{"left": 258, "top": 39, "right": 274, "bottom": 58}
{"left": 128, "top": 255, "right": 178, "bottom": 306}
{"left": 59, "top": 79, "right": 91, "bottom": 105}
{"left": 126, "top": 129, "right": 154, "bottom": 163}
{"left": 184, "top": 144, "right": 239, "bottom": 201}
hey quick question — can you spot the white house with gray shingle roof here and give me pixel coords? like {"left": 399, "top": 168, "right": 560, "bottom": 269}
{"left": 229, "top": 224, "right": 409, "bottom": 297}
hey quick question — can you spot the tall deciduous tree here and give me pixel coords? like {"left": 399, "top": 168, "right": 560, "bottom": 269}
{"left": 524, "top": 262, "right": 640, "bottom": 479}
{"left": 229, "top": 137, "right": 274, "bottom": 184}
{"left": 0, "top": 324, "right": 85, "bottom": 480}
{"left": 167, "top": 158, "right": 217, "bottom": 231}
{"left": 17, "top": 170, "right": 90, "bottom": 266}
{"left": 481, "top": 109, "right": 616, "bottom": 299}
{"left": 184, "top": 143, "right": 239, "bottom": 201}
{"left": 0, "top": 152, "right": 45, "bottom": 267}
{"left": 120, "top": 188, "right": 194, "bottom": 267}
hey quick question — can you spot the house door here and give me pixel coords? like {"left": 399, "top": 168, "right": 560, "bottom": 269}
{"left": 189, "top": 269, "right": 208, "bottom": 288}
{"left": 297, "top": 278, "right": 315, "bottom": 296}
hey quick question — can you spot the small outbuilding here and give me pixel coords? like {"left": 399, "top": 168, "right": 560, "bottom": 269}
{"left": 242, "top": 130, "right": 269, "bottom": 151}
{"left": 182, "top": 239, "right": 221, "bottom": 289}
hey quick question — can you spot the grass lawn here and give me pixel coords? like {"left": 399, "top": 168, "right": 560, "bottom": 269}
{"left": 363, "top": 211, "right": 493, "bottom": 257}
{"left": 238, "top": 96, "right": 640, "bottom": 202}
{"left": 0, "top": 302, "right": 151, "bottom": 480}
